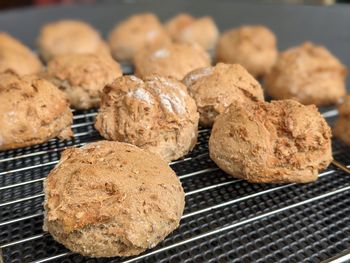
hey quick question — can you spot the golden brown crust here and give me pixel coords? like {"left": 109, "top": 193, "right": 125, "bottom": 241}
{"left": 183, "top": 63, "right": 264, "bottom": 126}
{"left": 165, "top": 13, "right": 219, "bottom": 50}
{"left": 44, "top": 53, "right": 122, "bottom": 109}
{"left": 265, "top": 42, "right": 347, "bottom": 106}
{"left": 95, "top": 75, "right": 199, "bottom": 162}
{"left": 209, "top": 100, "right": 332, "bottom": 184}
{"left": 334, "top": 96, "right": 350, "bottom": 145}
{"left": 0, "top": 72, "right": 73, "bottom": 150}
{"left": 37, "top": 20, "right": 110, "bottom": 62}
{"left": 134, "top": 42, "right": 211, "bottom": 80}
{"left": 0, "top": 32, "right": 43, "bottom": 76}
{"left": 108, "top": 13, "right": 171, "bottom": 62}
{"left": 44, "top": 141, "right": 185, "bottom": 257}
{"left": 216, "top": 25, "right": 277, "bottom": 78}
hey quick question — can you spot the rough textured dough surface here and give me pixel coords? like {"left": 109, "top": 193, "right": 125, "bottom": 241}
{"left": 95, "top": 75, "right": 199, "bottom": 162}
{"left": 37, "top": 20, "right": 110, "bottom": 62}
{"left": 183, "top": 63, "right": 264, "bottom": 126}
{"left": 0, "top": 32, "right": 43, "bottom": 76}
{"left": 44, "top": 53, "right": 122, "bottom": 109}
{"left": 216, "top": 25, "right": 277, "bottom": 78}
{"left": 265, "top": 42, "right": 347, "bottom": 106}
{"left": 0, "top": 72, "right": 73, "bottom": 151}
{"left": 134, "top": 42, "right": 211, "bottom": 80}
{"left": 165, "top": 13, "right": 219, "bottom": 50}
{"left": 108, "top": 13, "right": 171, "bottom": 62}
{"left": 209, "top": 100, "right": 332, "bottom": 184}
{"left": 44, "top": 141, "right": 185, "bottom": 257}
{"left": 334, "top": 96, "right": 350, "bottom": 146}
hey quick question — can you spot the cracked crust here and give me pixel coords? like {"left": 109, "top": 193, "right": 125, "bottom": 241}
{"left": 183, "top": 63, "right": 264, "bottom": 126}
{"left": 0, "top": 72, "right": 73, "bottom": 150}
{"left": 44, "top": 141, "right": 185, "bottom": 257}
{"left": 334, "top": 95, "right": 350, "bottom": 146}
{"left": 209, "top": 100, "right": 332, "bottom": 184}
{"left": 95, "top": 75, "right": 199, "bottom": 162}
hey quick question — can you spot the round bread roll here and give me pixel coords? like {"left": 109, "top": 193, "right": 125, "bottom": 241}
{"left": 334, "top": 96, "right": 350, "bottom": 146}
{"left": 95, "top": 75, "right": 199, "bottom": 162}
{"left": 265, "top": 42, "right": 347, "bottom": 106}
{"left": 209, "top": 100, "right": 332, "bottom": 184}
{"left": 0, "top": 32, "right": 43, "bottom": 76}
{"left": 216, "top": 25, "right": 277, "bottom": 78}
{"left": 108, "top": 13, "right": 171, "bottom": 62}
{"left": 0, "top": 72, "right": 73, "bottom": 150}
{"left": 134, "top": 42, "right": 211, "bottom": 80}
{"left": 44, "top": 141, "right": 185, "bottom": 257}
{"left": 44, "top": 53, "right": 122, "bottom": 109}
{"left": 165, "top": 13, "right": 219, "bottom": 50}
{"left": 183, "top": 63, "right": 264, "bottom": 126}
{"left": 37, "top": 20, "right": 109, "bottom": 62}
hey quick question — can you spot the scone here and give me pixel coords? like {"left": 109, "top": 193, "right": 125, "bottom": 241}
{"left": 44, "top": 53, "right": 122, "bottom": 109}
{"left": 183, "top": 63, "right": 264, "bottom": 126}
{"left": 0, "top": 72, "right": 73, "bottom": 151}
{"left": 165, "top": 13, "right": 219, "bottom": 50}
{"left": 134, "top": 42, "right": 211, "bottom": 80}
{"left": 95, "top": 75, "right": 199, "bottom": 162}
{"left": 334, "top": 96, "right": 350, "bottom": 146}
{"left": 265, "top": 42, "right": 347, "bottom": 106}
{"left": 37, "top": 19, "right": 109, "bottom": 62}
{"left": 216, "top": 25, "right": 277, "bottom": 78}
{"left": 0, "top": 32, "right": 43, "bottom": 75}
{"left": 108, "top": 13, "right": 171, "bottom": 62}
{"left": 44, "top": 141, "right": 185, "bottom": 257}
{"left": 209, "top": 100, "right": 332, "bottom": 184}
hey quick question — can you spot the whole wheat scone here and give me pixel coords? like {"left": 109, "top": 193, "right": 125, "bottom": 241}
{"left": 0, "top": 72, "right": 73, "bottom": 151}
{"left": 95, "top": 75, "right": 199, "bottom": 162}
{"left": 134, "top": 42, "right": 211, "bottom": 80}
{"left": 44, "top": 141, "right": 185, "bottom": 257}
{"left": 165, "top": 13, "right": 219, "bottom": 50}
{"left": 265, "top": 42, "right": 347, "bottom": 106}
{"left": 183, "top": 63, "right": 264, "bottom": 126}
{"left": 108, "top": 13, "right": 171, "bottom": 62}
{"left": 37, "top": 20, "right": 110, "bottom": 62}
{"left": 216, "top": 25, "right": 277, "bottom": 78}
{"left": 209, "top": 100, "right": 332, "bottom": 184}
{"left": 44, "top": 53, "right": 122, "bottom": 109}
{"left": 0, "top": 32, "right": 43, "bottom": 76}
{"left": 334, "top": 96, "right": 350, "bottom": 146}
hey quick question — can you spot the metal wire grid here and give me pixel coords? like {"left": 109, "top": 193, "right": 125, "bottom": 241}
{"left": 0, "top": 104, "right": 350, "bottom": 263}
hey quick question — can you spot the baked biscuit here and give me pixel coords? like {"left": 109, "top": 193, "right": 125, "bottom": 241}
{"left": 265, "top": 42, "right": 347, "bottom": 106}
{"left": 216, "top": 25, "right": 277, "bottom": 78}
{"left": 0, "top": 32, "right": 42, "bottom": 75}
{"left": 209, "top": 100, "right": 332, "bottom": 184}
{"left": 183, "top": 63, "right": 264, "bottom": 126}
{"left": 44, "top": 141, "right": 185, "bottom": 257}
{"left": 134, "top": 42, "right": 211, "bottom": 80}
{"left": 37, "top": 20, "right": 109, "bottom": 62}
{"left": 95, "top": 75, "right": 199, "bottom": 162}
{"left": 0, "top": 72, "right": 73, "bottom": 151}
{"left": 165, "top": 13, "right": 219, "bottom": 50}
{"left": 334, "top": 96, "right": 350, "bottom": 146}
{"left": 108, "top": 13, "right": 171, "bottom": 62}
{"left": 44, "top": 53, "right": 122, "bottom": 109}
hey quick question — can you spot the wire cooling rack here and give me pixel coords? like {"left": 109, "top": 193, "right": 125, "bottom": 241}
{"left": 1, "top": 90, "right": 350, "bottom": 263}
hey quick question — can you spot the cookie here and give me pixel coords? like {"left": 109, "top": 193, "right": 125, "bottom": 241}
{"left": 334, "top": 95, "right": 350, "bottom": 146}
{"left": 216, "top": 25, "right": 277, "bottom": 78}
{"left": 44, "top": 141, "right": 185, "bottom": 257}
{"left": 95, "top": 75, "right": 199, "bottom": 162}
{"left": 0, "top": 72, "right": 73, "bottom": 150}
{"left": 134, "top": 42, "right": 211, "bottom": 80}
{"left": 44, "top": 53, "right": 122, "bottom": 109}
{"left": 183, "top": 63, "right": 264, "bottom": 126}
{"left": 209, "top": 100, "right": 332, "bottom": 184}
{"left": 265, "top": 42, "right": 347, "bottom": 106}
